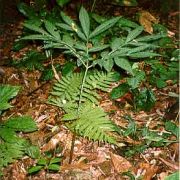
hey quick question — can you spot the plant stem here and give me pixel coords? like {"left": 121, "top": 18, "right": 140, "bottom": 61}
{"left": 60, "top": 41, "right": 87, "bottom": 67}
{"left": 78, "top": 64, "right": 89, "bottom": 111}
{"left": 69, "top": 42, "right": 90, "bottom": 164}
{"left": 91, "top": 0, "right": 97, "bottom": 12}
{"left": 69, "top": 133, "right": 76, "bottom": 164}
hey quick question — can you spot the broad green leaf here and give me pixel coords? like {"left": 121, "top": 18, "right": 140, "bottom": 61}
{"left": 44, "top": 21, "right": 60, "bottom": 39}
{"left": 88, "top": 44, "right": 109, "bottom": 52}
{"left": 21, "top": 34, "right": 52, "bottom": 41}
{"left": 56, "top": 23, "right": 72, "bottom": 31}
{"left": 103, "top": 59, "right": 114, "bottom": 72}
{"left": 125, "top": 26, "right": 144, "bottom": 43}
{"left": 79, "top": 6, "right": 90, "bottom": 38}
{"left": 89, "top": 17, "right": 120, "bottom": 39}
{"left": 135, "top": 34, "right": 166, "bottom": 42}
{"left": 128, "top": 45, "right": 151, "bottom": 54}
{"left": 74, "top": 43, "right": 86, "bottom": 51}
{"left": 134, "top": 88, "right": 156, "bottom": 111}
{"left": 48, "top": 164, "right": 60, "bottom": 171}
{"left": 61, "top": 12, "right": 87, "bottom": 41}
{"left": 129, "top": 52, "right": 160, "bottom": 58}
{"left": 165, "top": 171, "right": 180, "bottom": 180}
{"left": 110, "top": 83, "right": 129, "bottom": 99}
{"left": 114, "top": 57, "right": 133, "bottom": 75}
{"left": 5, "top": 116, "right": 37, "bottom": 132}
{"left": 23, "top": 23, "right": 49, "bottom": 35}
{"left": 156, "top": 78, "right": 166, "bottom": 88}
{"left": 127, "top": 70, "right": 145, "bottom": 89}
{"left": 62, "top": 34, "right": 74, "bottom": 46}
{"left": 110, "top": 48, "right": 131, "bottom": 58}
{"left": 76, "top": 28, "right": 87, "bottom": 41}
{"left": 56, "top": 0, "right": 71, "bottom": 7}
{"left": 49, "top": 157, "right": 62, "bottom": 164}
{"left": 62, "top": 62, "right": 75, "bottom": 76}
{"left": 165, "top": 121, "right": 179, "bottom": 138}
{"left": 28, "top": 165, "right": 43, "bottom": 174}
{"left": 17, "top": 2, "right": 36, "bottom": 18}
{"left": 37, "top": 158, "right": 48, "bottom": 165}
{"left": 111, "top": 38, "right": 125, "bottom": 50}
{"left": 118, "top": 17, "right": 139, "bottom": 28}
{"left": 60, "top": 12, "right": 74, "bottom": 26}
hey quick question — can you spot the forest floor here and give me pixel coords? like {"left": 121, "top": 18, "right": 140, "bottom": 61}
{"left": 0, "top": 1, "right": 179, "bottom": 179}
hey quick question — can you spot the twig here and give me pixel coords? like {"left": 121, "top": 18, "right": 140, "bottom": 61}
{"left": 69, "top": 134, "right": 76, "bottom": 164}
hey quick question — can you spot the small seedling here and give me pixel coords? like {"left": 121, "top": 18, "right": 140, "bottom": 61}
{"left": 28, "top": 155, "right": 62, "bottom": 174}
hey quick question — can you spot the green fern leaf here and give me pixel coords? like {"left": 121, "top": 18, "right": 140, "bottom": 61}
{"left": 63, "top": 102, "right": 120, "bottom": 144}
{"left": 0, "top": 127, "right": 19, "bottom": 143}
{"left": 4, "top": 116, "right": 37, "bottom": 132}
{"left": 0, "top": 142, "right": 25, "bottom": 169}
{"left": 50, "top": 73, "right": 83, "bottom": 102}
{"left": 49, "top": 71, "right": 120, "bottom": 105}
{"left": 14, "top": 50, "right": 46, "bottom": 71}
{"left": 0, "top": 85, "right": 20, "bottom": 111}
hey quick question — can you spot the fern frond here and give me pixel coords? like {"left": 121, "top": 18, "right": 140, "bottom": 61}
{"left": 0, "top": 142, "right": 25, "bottom": 169}
{"left": 63, "top": 102, "right": 120, "bottom": 144}
{"left": 49, "top": 71, "right": 119, "bottom": 105}
{"left": 50, "top": 73, "right": 83, "bottom": 102}
{"left": 4, "top": 116, "right": 37, "bottom": 132}
{"left": 0, "top": 115, "right": 38, "bottom": 172}
{"left": 86, "top": 71, "right": 119, "bottom": 91}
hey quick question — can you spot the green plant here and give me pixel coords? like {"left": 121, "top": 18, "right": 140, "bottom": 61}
{"left": 49, "top": 71, "right": 121, "bottom": 144}
{"left": 13, "top": 50, "right": 47, "bottom": 71}
{"left": 18, "top": 6, "right": 166, "bottom": 162}
{"left": 145, "top": 59, "right": 179, "bottom": 88}
{"left": 118, "top": 115, "right": 179, "bottom": 157}
{"left": 0, "top": 85, "right": 20, "bottom": 114}
{"left": 56, "top": 0, "right": 71, "bottom": 8}
{"left": 0, "top": 85, "right": 39, "bottom": 175}
{"left": 164, "top": 171, "right": 180, "bottom": 180}
{"left": 28, "top": 155, "right": 61, "bottom": 174}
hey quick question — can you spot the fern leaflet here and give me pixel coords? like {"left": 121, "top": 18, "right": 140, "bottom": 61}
{"left": 48, "top": 71, "right": 120, "bottom": 106}
{"left": 63, "top": 102, "right": 120, "bottom": 144}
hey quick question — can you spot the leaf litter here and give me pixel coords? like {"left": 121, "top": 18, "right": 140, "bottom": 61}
{"left": 0, "top": 1, "right": 179, "bottom": 180}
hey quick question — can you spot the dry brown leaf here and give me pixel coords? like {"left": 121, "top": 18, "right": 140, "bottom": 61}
{"left": 139, "top": 11, "right": 159, "bottom": 34}
{"left": 41, "top": 131, "right": 69, "bottom": 152}
{"left": 136, "top": 162, "right": 159, "bottom": 180}
{"left": 159, "top": 172, "right": 170, "bottom": 180}
{"left": 61, "top": 162, "right": 90, "bottom": 171}
{"left": 110, "top": 152, "right": 132, "bottom": 173}
{"left": 158, "top": 157, "right": 179, "bottom": 171}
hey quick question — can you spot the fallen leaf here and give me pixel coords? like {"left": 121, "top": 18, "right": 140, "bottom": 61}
{"left": 159, "top": 172, "right": 169, "bottom": 180}
{"left": 110, "top": 152, "right": 132, "bottom": 173}
{"left": 61, "top": 162, "right": 90, "bottom": 171}
{"left": 139, "top": 11, "right": 159, "bottom": 34}
{"left": 136, "top": 162, "right": 159, "bottom": 180}
{"left": 159, "top": 157, "right": 179, "bottom": 171}
{"left": 41, "top": 131, "right": 70, "bottom": 152}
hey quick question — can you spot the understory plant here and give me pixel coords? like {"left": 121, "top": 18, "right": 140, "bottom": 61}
{"left": 19, "top": 6, "right": 166, "bottom": 159}
{"left": 0, "top": 85, "right": 39, "bottom": 175}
